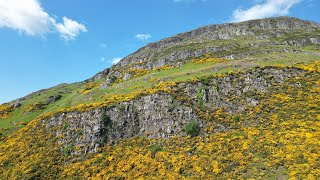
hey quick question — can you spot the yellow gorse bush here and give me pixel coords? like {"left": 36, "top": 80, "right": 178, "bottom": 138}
{"left": 0, "top": 104, "right": 14, "bottom": 119}
{"left": 192, "top": 54, "right": 227, "bottom": 64}
{"left": 79, "top": 82, "right": 100, "bottom": 95}
{"left": 0, "top": 61, "right": 320, "bottom": 179}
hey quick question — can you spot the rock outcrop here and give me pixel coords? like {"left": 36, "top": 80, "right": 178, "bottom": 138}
{"left": 46, "top": 95, "right": 62, "bottom": 105}
{"left": 86, "top": 16, "right": 319, "bottom": 85}
{"left": 115, "top": 16, "right": 319, "bottom": 71}
{"left": 41, "top": 66, "right": 307, "bottom": 154}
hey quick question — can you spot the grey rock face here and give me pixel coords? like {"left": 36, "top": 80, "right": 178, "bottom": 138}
{"left": 9, "top": 98, "right": 25, "bottom": 108}
{"left": 11, "top": 102, "right": 22, "bottom": 108}
{"left": 85, "top": 68, "right": 110, "bottom": 83}
{"left": 114, "top": 17, "right": 320, "bottom": 70}
{"left": 40, "top": 67, "right": 307, "bottom": 155}
{"left": 108, "top": 93, "right": 199, "bottom": 139}
{"left": 180, "top": 67, "right": 304, "bottom": 114}
{"left": 309, "top": 37, "right": 320, "bottom": 44}
{"left": 100, "top": 76, "right": 116, "bottom": 89}
{"left": 93, "top": 17, "right": 320, "bottom": 84}
{"left": 43, "top": 93, "right": 199, "bottom": 154}
{"left": 122, "top": 73, "right": 132, "bottom": 81}
{"left": 44, "top": 109, "right": 102, "bottom": 154}
{"left": 285, "top": 37, "right": 320, "bottom": 46}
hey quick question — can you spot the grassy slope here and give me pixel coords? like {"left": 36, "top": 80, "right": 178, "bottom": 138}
{"left": 1, "top": 41, "right": 320, "bottom": 137}
{"left": 0, "top": 61, "right": 319, "bottom": 179}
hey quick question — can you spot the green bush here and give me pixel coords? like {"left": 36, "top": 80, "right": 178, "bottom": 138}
{"left": 118, "top": 105, "right": 126, "bottom": 112}
{"left": 3, "top": 160, "right": 9, "bottom": 167}
{"left": 100, "top": 108, "right": 112, "bottom": 141}
{"left": 149, "top": 143, "right": 163, "bottom": 154}
{"left": 199, "top": 76, "right": 210, "bottom": 86}
{"left": 196, "top": 88, "right": 205, "bottom": 107}
{"left": 233, "top": 115, "right": 240, "bottom": 123}
{"left": 63, "top": 144, "right": 73, "bottom": 156}
{"left": 185, "top": 120, "right": 200, "bottom": 137}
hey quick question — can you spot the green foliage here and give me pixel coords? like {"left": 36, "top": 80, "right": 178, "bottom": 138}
{"left": 100, "top": 108, "right": 112, "bottom": 143}
{"left": 1, "top": 18, "right": 320, "bottom": 178}
{"left": 101, "top": 108, "right": 111, "bottom": 127}
{"left": 63, "top": 122, "right": 70, "bottom": 130}
{"left": 187, "top": 146, "right": 196, "bottom": 153}
{"left": 233, "top": 114, "right": 240, "bottom": 123}
{"left": 185, "top": 120, "right": 200, "bottom": 137}
{"left": 196, "top": 88, "right": 205, "bottom": 107}
{"left": 149, "top": 143, "right": 163, "bottom": 154}
{"left": 118, "top": 105, "right": 126, "bottom": 112}
{"left": 199, "top": 76, "right": 211, "bottom": 86}
{"left": 2, "top": 25, "right": 320, "bottom": 138}
{"left": 168, "top": 100, "right": 178, "bottom": 112}
{"left": 214, "top": 82, "right": 219, "bottom": 91}
{"left": 63, "top": 144, "right": 73, "bottom": 156}
{"left": 3, "top": 160, "right": 9, "bottom": 167}
{"left": 1, "top": 62, "right": 320, "bottom": 179}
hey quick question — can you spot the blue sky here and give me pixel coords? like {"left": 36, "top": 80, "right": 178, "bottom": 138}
{"left": 0, "top": 0, "right": 319, "bottom": 103}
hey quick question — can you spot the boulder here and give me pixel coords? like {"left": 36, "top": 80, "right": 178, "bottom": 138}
{"left": 46, "top": 95, "right": 62, "bottom": 105}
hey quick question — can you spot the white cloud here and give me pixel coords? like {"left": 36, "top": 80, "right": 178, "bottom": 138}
{"left": 99, "top": 43, "right": 107, "bottom": 48}
{"left": 0, "top": 0, "right": 86, "bottom": 40}
{"left": 100, "top": 57, "right": 106, "bottom": 62}
{"left": 135, "top": 33, "right": 152, "bottom": 41}
{"left": 0, "top": 0, "right": 54, "bottom": 36}
{"left": 100, "top": 57, "right": 122, "bottom": 65}
{"left": 112, "top": 57, "right": 122, "bottom": 65}
{"left": 231, "top": 0, "right": 301, "bottom": 22}
{"left": 55, "top": 17, "right": 87, "bottom": 41}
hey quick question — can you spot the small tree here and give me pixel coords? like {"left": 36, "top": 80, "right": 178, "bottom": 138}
{"left": 63, "top": 143, "right": 73, "bottom": 156}
{"left": 100, "top": 108, "right": 112, "bottom": 143}
{"left": 185, "top": 120, "right": 200, "bottom": 137}
{"left": 233, "top": 115, "right": 240, "bottom": 123}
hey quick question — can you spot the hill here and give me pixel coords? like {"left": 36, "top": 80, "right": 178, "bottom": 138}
{"left": 0, "top": 16, "right": 320, "bottom": 179}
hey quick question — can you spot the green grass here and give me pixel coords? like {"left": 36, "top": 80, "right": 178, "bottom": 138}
{"left": 0, "top": 83, "right": 84, "bottom": 136}
{"left": 0, "top": 60, "right": 234, "bottom": 136}
{"left": 1, "top": 34, "right": 320, "bottom": 137}
{"left": 275, "top": 30, "right": 320, "bottom": 42}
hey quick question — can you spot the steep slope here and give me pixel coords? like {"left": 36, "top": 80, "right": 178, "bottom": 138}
{"left": 114, "top": 16, "right": 320, "bottom": 69}
{"left": 2, "top": 17, "right": 320, "bottom": 138}
{"left": 93, "top": 16, "right": 320, "bottom": 83}
{"left": 0, "top": 16, "right": 320, "bottom": 179}
{"left": 1, "top": 62, "right": 319, "bottom": 179}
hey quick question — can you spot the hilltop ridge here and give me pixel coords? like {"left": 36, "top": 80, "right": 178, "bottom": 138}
{"left": 88, "top": 16, "right": 320, "bottom": 83}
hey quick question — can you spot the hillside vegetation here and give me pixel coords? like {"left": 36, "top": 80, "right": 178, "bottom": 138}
{"left": 0, "top": 17, "right": 320, "bottom": 179}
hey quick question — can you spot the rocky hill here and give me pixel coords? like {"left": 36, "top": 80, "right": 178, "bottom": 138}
{"left": 89, "top": 16, "right": 320, "bottom": 83}
{"left": 0, "top": 16, "right": 320, "bottom": 179}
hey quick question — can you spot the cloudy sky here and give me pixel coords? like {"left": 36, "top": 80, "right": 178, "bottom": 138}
{"left": 0, "top": 0, "right": 319, "bottom": 103}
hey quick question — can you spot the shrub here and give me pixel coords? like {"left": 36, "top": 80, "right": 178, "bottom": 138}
{"left": 25, "top": 103, "right": 46, "bottom": 112}
{"left": 233, "top": 115, "right": 240, "bottom": 123}
{"left": 199, "top": 76, "right": 210, "bottom": 86}
{"left": 214, "top": 82, "right": 219, "bottom": 91}
{"left": 118, "top": 105, "right": 126, "bottom": 112}
{"left": 149, "top": 143, "right": 163, "bottom": 154}
{"left": 196, "top": 88, "right": 205, "bottom": 107}
{"left": 185, "top": 120, "right": 200, "bottom": 137}
{"left": 100, "top": 108, "right": 112, "bottom": 143}
{"left": 3, "top": 160, "right": 9, "bottom": 167}
{"left": 63, "top": 144, "right": 73, "bottom": 156}
{"left": 101, "top": 109, "right": 111, "bottom": 127}
{"left": 63, "top": 122, "right": 70, "bottom": 130}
